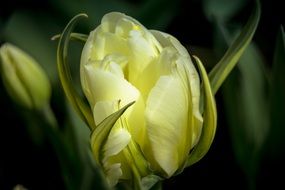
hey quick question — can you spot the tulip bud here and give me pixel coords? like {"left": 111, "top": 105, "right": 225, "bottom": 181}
{"left": 0, "top": 43, "right": 51, "bottom": 110}
{"left": 79, "top": 12, "right": 216, "bottom": 188}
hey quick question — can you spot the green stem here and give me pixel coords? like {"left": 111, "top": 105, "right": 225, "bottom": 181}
{"left": 37, "top": 104, "right": 80, "bottom": 190}
{"left": 41, "top": 104, "right": 58, "bottom": 128}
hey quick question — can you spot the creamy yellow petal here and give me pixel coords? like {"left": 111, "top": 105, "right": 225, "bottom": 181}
{"left": 83, "top": 64, "right": 139, "bottom": 108}
{"left": 103, "top": 127, "right": 131, "bottom": 162}
{"left": 127, "top": 29, "right": 161, "bottom": 87}
{"left": 151, "top": 30, "right": 203, "bottom": 132}
{"left": 105, "top": 163, "right": 122, "bottom": 186}
{"left": 126, "top": 95, "right": 146, "bottom": 146}
{"left": 92, "top": 100, "right": 133, "bottom": 182}
{"left": 145, "top": 75, "right": 188, "bottom": 177}
{"left": 101, "top": 12, "right": 123, "bottom": 32}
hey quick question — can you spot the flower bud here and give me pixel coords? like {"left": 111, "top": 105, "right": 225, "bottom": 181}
{"left": 0, "top": 43, "right": 51, "bottom": 110}
{"left": 80, "top": 12, "right": 216, "bottom": 187}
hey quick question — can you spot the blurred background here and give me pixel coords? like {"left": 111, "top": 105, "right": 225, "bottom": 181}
{"left": 0, "top": 0, "right": 284, "bottom": 189}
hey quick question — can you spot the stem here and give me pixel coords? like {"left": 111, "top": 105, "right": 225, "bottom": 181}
{"left": 41, "top": 104, "right": 58, "bottom": 128}
{"left": 37, "top": 104, "right": 79, "bottom": 190}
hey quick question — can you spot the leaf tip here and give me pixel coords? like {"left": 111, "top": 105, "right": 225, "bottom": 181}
{"left": 51, "top": 34, "right": 59, "bottom": 41}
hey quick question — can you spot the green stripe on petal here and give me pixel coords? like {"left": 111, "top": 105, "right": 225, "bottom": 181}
{"left": 187, "top": 56, "right": 217, "bottom": 167}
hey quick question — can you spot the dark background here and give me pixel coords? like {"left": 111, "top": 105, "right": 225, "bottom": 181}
{"left": 0, "top": 0, "right": 284, "bottom": 189}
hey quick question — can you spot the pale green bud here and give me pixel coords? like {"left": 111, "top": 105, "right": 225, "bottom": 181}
{"left": 0, "top": 43, "right": 51, "bottom": 110}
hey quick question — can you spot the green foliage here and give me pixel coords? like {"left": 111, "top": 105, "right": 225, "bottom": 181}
{"left": 209, "top": 1, "right": 261, "bottom": 94}
{"left": 203, "top": 1, "right": 285, "bottom": 189}
{"left": 56, "top": 13, "right": 95, "bottom": 130}
{"left": 187, "top": 56, "right": 217, "bottom": 167}
{"left": 266, "top": 26, "right": 285, "bottom": 157}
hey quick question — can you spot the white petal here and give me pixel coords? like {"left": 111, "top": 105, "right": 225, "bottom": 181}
{"left": 83, "top": 64, "right": 139, "bottom": 109}
{"left": 150, "top": 30, "right": 189, "bottom": 57}
{"left": 101, "top": 12, "right": 125, "bottom": 33}
{"left": 92, "top": 30, "right": 129, "bottom": 61}
{"left": 92, "top": 100, "right": 133, "bottom": 182}
{"left": 126, "top": 95, "right": 146, "bottom": 146}
{"left": 151, "top": 30, "right": 203, "bottom": 143}
{"left": 103, "top": 127, "right": 131, "bottom": 162}
{"left": 105, "top": 163, "right": 122, "bottom": 186}
{"left": 127, "top": 29, "right": 161, "bottom": 86}
{"left": 145, "top": 75, "right": 189, "bottom": 176}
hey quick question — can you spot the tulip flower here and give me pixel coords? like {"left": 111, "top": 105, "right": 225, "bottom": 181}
{"left": 0, "top": 43, "right": 51, "bottom": 110}
{"left": 56, "top": 3, "right": 259, "bottom": 187}
{"left": 79, "top": 12, "right": 215, "bottom": 187}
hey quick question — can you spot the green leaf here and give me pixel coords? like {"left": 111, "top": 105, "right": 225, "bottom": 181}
{"left": 203, "top": 0, "right": 247, "bottom": 22}
{"left": 51, "top": 32, "right": 88, "bottom": 43}
{"left": 57, "top": 13, "right": 95, "bottom": 130}
{"left": 209, "top": 1, "right": 261, "bottom": 94}
{"left": 90, "top": 101, "right": 135, "bottom": 165}
{"left": 222, "top": 42, "right": 269, "bottom": 185}
{"left": 187, "top": 56, "right": 217, "bottom": 166}
{"left": 266, "top": 26, "right": 285, "bottom": 157}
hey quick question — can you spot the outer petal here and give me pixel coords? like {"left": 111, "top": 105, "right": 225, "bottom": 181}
{"left": 151, "top": 30, "right": 201, "bottom": 115}
{"left": 145, "top": 74, "right": 188, "bottom": 177}
{"left": 151, "top": 30, "right": 203, "bottom": 144}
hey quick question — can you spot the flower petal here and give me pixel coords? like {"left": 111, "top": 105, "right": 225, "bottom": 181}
{"left": 105, "top": 163, "right": 122, "bottom": 186}
{"left": 151, "top": 30, "right": 203, "bottom": 143}
{"left": 103, "top": 127, "right": 131, "bottom": 161}
{"left": 127, "top": 29, "right": 161, "bottom": 89}
{"left": 82, "top": 63, "right": 139, "bottom": 109}
{"left": 91, "top": 100, "right": 134, "bottom": 184}
{"left": 145, "top": 75, "right": 188, "bottom": 177}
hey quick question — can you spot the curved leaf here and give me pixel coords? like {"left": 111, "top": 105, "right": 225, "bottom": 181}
{"left": 57, "top": 13, "right": 96, "bottom": 130}
{"left": 52, "top": 32, "right": 88, "bottom": 43}
{"left": 187, "top": 56, "right": 217, "bottom": 166}
{"left": 267, "top": 26, "right": 285, "bottom": 157}
{"left": 91, "top": 101, "right": 135, "bottom": 164}
{"left": 209, "top": 1, "right": 261, "bottom": 94}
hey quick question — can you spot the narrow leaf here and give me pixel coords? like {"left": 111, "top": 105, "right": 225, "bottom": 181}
{"left": 52, "top": 32, "right": 88, "bottom": 43}
{"left": 203, "top": 0, "right": 247, "bottom": 22}
{"left": 57, "top": 13, "right": 96, "bottom": 130}
{"left": 209, "top": 1, "right": 261, "bottom": 94}
{"left": 90, "top": 101, "right": 135, "bottom": 164}
{"left": 187, "top": 56, "right": 217, "bottom": 166}
{"left": 267, "top": 26, "right": 285, "bottom": 157}
{"left": 222, "top": 43, "right": 269, "bottom": 183}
